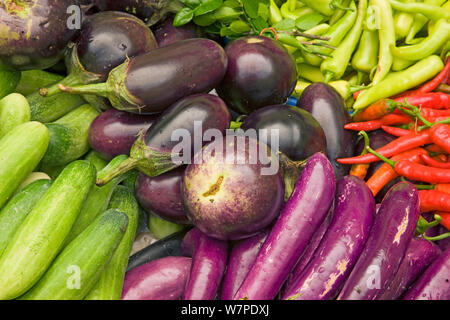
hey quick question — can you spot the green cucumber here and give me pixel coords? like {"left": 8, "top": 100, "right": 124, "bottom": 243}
{"left": 84, "top": 150, "right": 109, "bottom": 172}
{"left": 16, "top": 70, "right": 63, "bottom": 96}
{"left": 0, "top": 179, "right": 52, "bottom": 258}
{"left": 121, "top": 170, "right": 139, "bottom": 190}
{"left": 85, "top": 186, "right": 139, "bottom": 300}
{"left": 0, "top": 121, "right": 50, "bottom": 209}
{"left": 0, "top": 93, "right": 31, "bottom": 139}
{"left": 20, "top": 209, "right": 128, "bottom": 300}
{"left": 0, "top": 69, "right": 21, "bottom": 100}
{"left": 149, "top": 213, "right": 185, "bottom": 240}
{"left": 15, "top": 172, "right": 51, "bottom": 194}
{"left": 0, "top": 160, "right": 96, "bottom": 300}
{"left": 41, "top": 104, "right": 100, "bottom": 167}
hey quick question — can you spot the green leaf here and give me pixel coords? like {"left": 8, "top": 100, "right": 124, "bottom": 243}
{"left": 229, "top": 20, "right": 251, "bottom": 33}
{"left": 193, "top": 12, "right": 217, "bottom": 26}
{"left": 194, "top": 0, "right": 223, "bottom": 16}
{"left": 258, "top": 2, "right": 270, "bottom": 21}
{"left": 184, "top": 0, "right": 201, "bottom": 9}
{"left": 212, "top": 6, "right": 242, "bottom": 22}
{"left": 249, "top": 16, "right": 269, "bottom": 33}
{"left": 272, "top": 18, "right": 296, "bottom": 31}
{"left": 295, "top": 13, "right": 325, "bottom": 31}
{"left": 242, "top": 0, "right": 259, "bottom": 18}
{"left": 173, "top": 7, "right": 195, "bottom": 26}
{"left": 223, "top": 0, "right": 241, "bottom": 8}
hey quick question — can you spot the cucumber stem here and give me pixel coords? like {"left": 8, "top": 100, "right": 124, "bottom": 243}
{"left": 59, "top": 82, "right": 110, "bottom": 98}
{"left": 40, "top": 72, "right": 81, "bottom": 97}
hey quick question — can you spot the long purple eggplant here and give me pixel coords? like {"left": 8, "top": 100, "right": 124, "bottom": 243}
{"left": 337, "top": 182, "right": 420, "bottom": 300}
{"left": 283, "top": 175, "right": 376, "bottom": 300}
{"left": 153, "top": 17, "right": 201, "bottom": 47}
{"left": 379, "top": 237, "right": 442, "bottom": 300}
{"left": 182, "top": 228, "right": 228, "bottom": 300}
{"left": 233, "top": 153, "right": 336, "bottom": 300}
{"left": 121, "top": 256, "right": 192, "bottom": 300}
{"left": 59, "top": 38, "right": 228, "bottom": 115}
{"left": 402, "top": 248, "right": 450, "bottom": 300}
{"left": 221, "top": 229, "right": 270, "bottom": 300}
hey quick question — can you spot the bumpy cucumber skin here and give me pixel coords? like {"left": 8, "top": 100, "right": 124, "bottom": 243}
{"left": 0, "top": 160, "right": 96, "bottom": 300}
{"left": 85, "top": 186, "right": 139, "bottom": 300}
{"left": 0, "top": 121, "right": 50, "bottom": 209}
{"left": 16, "top": 70, "right": 63, "bottom": 96}
{"left": 0, "top": 69, "right": 21, "bottom": 100}
{"left": 20, "top": 209, "right": 129, "bottom": 300}
{"left": 0, "top": 93, "right": 31, "bottom": 139}
{"left": 0, "top": 179, "right": 52, "bottom": 258}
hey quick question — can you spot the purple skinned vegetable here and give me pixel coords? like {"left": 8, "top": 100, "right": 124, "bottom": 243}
{"left": 221, "top": 229, "right": 270, "bottom": 300}
{"left": 283, "top": 175, "right": 376, "bottom": 300}
{"left": 379, "top": 237, "right": 442, "bottom": 300}
{"left": 337, "top": 182, "right": 420, "bottom": 300}
{"left": 153, "top": 17, "right": 201, "bottom": 47}
{"left": 121, "top": 256, "right": 192, "bottom": 300}
{"left": 233, "top": 153, "right": 336, "bottom": 300}
{"left": 438, "top": 226, "right": 450, "bottom": 251}
{"left": 402, "top": 248, "right": 450, "bottom": 300}
{"left": 89, "top": 108, "right": 157, "bottom": 160}
{"left": 182, "top": 228, "right": 228, "bottom": 300}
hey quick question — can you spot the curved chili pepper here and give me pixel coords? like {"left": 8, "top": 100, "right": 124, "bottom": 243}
{"left": 417, "top": 58, "right": 450, "bottom": 93}
{"left": 420, "top": 154, "right": 450, "bottom": 169}
{"left": 381, "top": 125, "right": 413, "bottom": 137}
{"left": 426, "top": 144, "right": 447, "bottom": 154}
{"left": 405, "top": 0, "right": 447, "bottom": 44}
{"left": 437, "top": 212, "right": 450, "bottom": 231}
{"left": 393, "top": 0, "right": 414, "bottom": 39}
{"left": 395, "top": 161, "right": 450, "bottom": 184}
{"left": 430, "top": 123, "right": 450, "bottom": 154}
{"left": 395, "top": 93, "right": 450, "bottom": 110}
{"left": 436, "top": 184, "right": 450, "bottom": 194}
{"left": 350, "top": 130, "right": 371, "bottom": 180}
{"left": 419, "top": 190, "right": 450, "bottom": 212}
{"left": 352, "top": 29, "right": 379, "bottom": 74}
{"left": 344, "top": 114, "right": 412, "bottom": 131}
{"left": 389, "top": 0, "right": 450, "bottom": 21}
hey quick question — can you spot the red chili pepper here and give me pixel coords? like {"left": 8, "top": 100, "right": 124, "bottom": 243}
{"left": 344, "top": 114, "right": 412, "bottom": 131}
{"left": 338, "top": 129, "right": 432, "bottom": 164}
{"left": 420, "top": 154, "right": 450, "bottom": 169}
{"left": 430, "top": 123, "right": 450, "bottom": 154}
{"left": 381, "top": 125, "right": 413, "bottom": 137}
{"left": 353, "top": 90, "right": 362, "bottom": 100}
{"left": 394, "top": 107, "right": 450, "bottom": 120}
{"left": 395, "top": 161, "right": 450, "bottom": 184}
{"left": 419, "top": 190, "right": 450, "bottom": 212}
{"left": 437, "top": 212, "right": 450, "bottom": 230}
{"left": 426, "top": 144, "right": 447, "bottom": 154}
{"left": 436, "top": 184, "right": 450, "bottom": 194}
{"left": 394, "top": 92, "right": 450, "bottom": 110}
{"left": 417, "top": 59, "right": 450, "bottom": 94}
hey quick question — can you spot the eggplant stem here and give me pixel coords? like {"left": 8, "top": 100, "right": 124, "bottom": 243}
{"left": 58, "top": 82, "right": 110, "bottom": 97}
{"left": 96, "top": 157, "right": 139, "bottom": 187}
{"left": 41, "top": 72, "right": 82, "bottom": 97}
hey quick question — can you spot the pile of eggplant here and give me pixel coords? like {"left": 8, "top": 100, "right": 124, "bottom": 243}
{"left": 0, "top": 0, "right": 448, "bottom": 301}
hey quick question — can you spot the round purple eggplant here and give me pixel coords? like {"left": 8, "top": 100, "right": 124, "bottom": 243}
{"left": 337, "top": 182, "right": 420, "bottom": 300}
{"left": 96, "top": 93, "right": 231, "bottom": 186}
{"left": 297, "top": 82, "right": 355, "bottom": 180}
{"left": 41, "top": 11, "right": 158, "bottom": 97}
{"left": 283, "top": 176, "right": 376, "bottom": 300}
{"left": 153, "top": 17, "right": 201, "bottom": 47}
{"left": 0, "top": 0, "right": 80, "bottom": 70}
{"left": 402, "top": 248, "right": 450, "bottom": 300}
{"left": 59, "top": 38, "right": 228, "bottom": 114}
{"left": 135, "top": 166, "right": 189, "bottom": 224}
{"left": 379, "top": 237, "right": 442, "bottom": 300}
{"left": 182, "top": 135, "right": 285, "bottom": 241}
{"left": 216, "top": 36, "right": 297, "bottom": 115}
{"left": 89, "top": 108, "right": 157, "bottom": 160}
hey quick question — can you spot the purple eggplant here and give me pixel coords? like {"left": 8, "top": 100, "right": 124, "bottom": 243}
{"left": 96, "top": 93, "right": 231, "bottom": 186}
{"left": 182, "top": 135, "right": 285, "bottom": 241}
{"left": 337, "top": 182, "right": 420, "bottom": 300}
{"left": 438, "top": 226, "right": 450, "bottom": 251}
{"left": 403, "top": 248, "right": 450, "bottom": 300}
{"left": 221, "top": 229, "right": 270, "bottom": 300}
{"left": 216, "top": 36, "right": 297, "bottom": 115}
{"left": 297, "top": 83, "right": 355, "bottom": 180}
{"left": 379, "top": 237, "right": 442, "bottom": 300}
{"left": 283, "top": 176, "right": 375, "bottom": 300}
{"left": 181, "top": 228, "right": 228, "bottom": 300}
{"left": 59, "top": 38, "right": 228, "bottom": 115}
{"left": 234, "top": 153, "right": 336, "bottom": 300}
{"left": 0, "top": 0, "right": 80, "bottom": 71}
{"left": 135, "top": 167, "right": 189, "bottom": 224}
{"left": 121, "top": 256, "right": 192, "bottom": 300}
{"left": 41, "top": 11, "right": 158, "bottom": 97}
{"left": 153, "top": 17, "right": 201, "bottom": 47}
{"left": 88, "top": 108, "right": 157, "bottom": 160}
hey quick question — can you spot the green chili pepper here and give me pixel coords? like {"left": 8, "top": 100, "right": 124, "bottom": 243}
{"left": 392, "top": 56, "right": 415, "bottom": 71}
{"left": 391, "top": 19, "right": 450, "bottom": 61}
{"left": 292, "top": 80, "right": 312, "bottom": 98}
{"left": 329, "top": 0, "right": 352, "bottom": 25}
{"left": 269, "top": 0, "right": 284, "bottom": 25}
{"left": 353, "top": 55, "right": 445, "bottom": 111}
{"left": 280, "top": 2, "right": 315, "bottom": 19}
{"left": 298, "top": 0, "right": 335, "bottom": 16}
{"left": 393, "top": 0, "right": 415, "bottom": 39}
{"left": 371, "top": 0, "right": 396, "bottom": 85}
{"left": 297, "top": 63, "right": 326, "bottom": 82}
{"left": 321, "top": 0, "right": 367, "bottom": 82}
{"left": 352, "top": 29, "right": 379, "bottom": 74}
{"left": 405, "top": 0, "right": 447, "bottom": 44}
{"left": 389, "top": 0, "right": 450, "bottom": 21}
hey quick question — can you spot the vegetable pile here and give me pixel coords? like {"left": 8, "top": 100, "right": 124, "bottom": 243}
{"left": 0, "top": 0, "right": 449, "bottom": 301}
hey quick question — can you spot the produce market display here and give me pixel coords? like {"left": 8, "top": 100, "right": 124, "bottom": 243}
{"left": 0, "top": 0, "right": 449, "bottom": 301}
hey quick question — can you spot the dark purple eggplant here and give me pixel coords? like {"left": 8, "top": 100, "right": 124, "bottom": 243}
{"left": 41, "top": 11, "right": 157, "bottom": 97}
{"left": 59, "top": 38, "right": 228, "bottom": 114}
{"left": 89, "top": 108, "right": 157, "bottom": 160}
{"left": 135, "top": 167, "right": 189, "bottom": 224}
{"left": 283, "top": 176, "right": 376, "bottom": 300}
{"left": 94, "top": 0, "right": 183, "bottom": 26}
{"left": 402, "top": 248, "right": 450, "bottom": 300}
{"left": 221, "top": 229, "right": 269, "bottom": 300}
{"left": 216, "top": 36, "right": 297, "bottom": 115}
{"left": 379, "top": 237, "right": 442, "bottom": 300}
{"left": 153, "top": 17, "right": 201, "bottom": 47}
{"left": 438, "top": 226, "right": 450, "bottom": 251}
{"left": 0, "top": 0, "right": 80, "bottom": 71}
{"left": 96, "top": 93, "right": 231, "bottom": 186}
{"left": 297, "top": 82, "right": 355, "bottom": 180}
{"left": 181, "top": 228, "right": 228, "bottom": 300}
{"left": 337, "top": 182, "right": 420, "bottom": 300}
{"left": 182, "top": 135, "right": 285, "bottom": 241}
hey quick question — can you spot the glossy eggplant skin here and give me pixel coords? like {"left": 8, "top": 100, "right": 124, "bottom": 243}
{"left": 379, "top": 238, "right": 442, "bottom": 300}
{"left": 216, "top": 36, "right": 297, "bottom": 115}
{"left": 123, "top": 38, "right": 228, "bottom": 114}
{"left": 297, "top": 83, "right": 355, "bottom": 180}
{"left": 153, "top": 17, "right": 201, "bottom": 48}
{"left": 89, "top": 109, "right": 157, "bottom": 160}
{"left": 0, "top": 0, "right": 79, "bottom": 71}
{"left": 135, "top": 167, "right": 189, "bottom": 224}
{"left": 403, "top": 248, "right": 450, "bottom": 300}
{"left": 337, "top": 182, "right": 420, "bottom": 300}
{"left": 241, "top": 105, "right": 327, "bottom": 161}
{"left": 283, "top": 176, "right": 376, "bottom": 300}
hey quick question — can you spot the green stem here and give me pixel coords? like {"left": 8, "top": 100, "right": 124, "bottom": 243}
{"left": 40, "top": 72, "right": 82, "bottom": 97}
{"left": 58, "top": 82, "right": 111, "bottom": 98}
{"left": 97, "top": 157, "right": 140, "bottom": 187}
{"left": 362, "top": 132, "right": 396, "bottom": 167}
{"left": 414, "top": 184, "right": 437, "bottom": 190}
{"left": 424, "top": 232, "right": 450, "bottom": 241}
